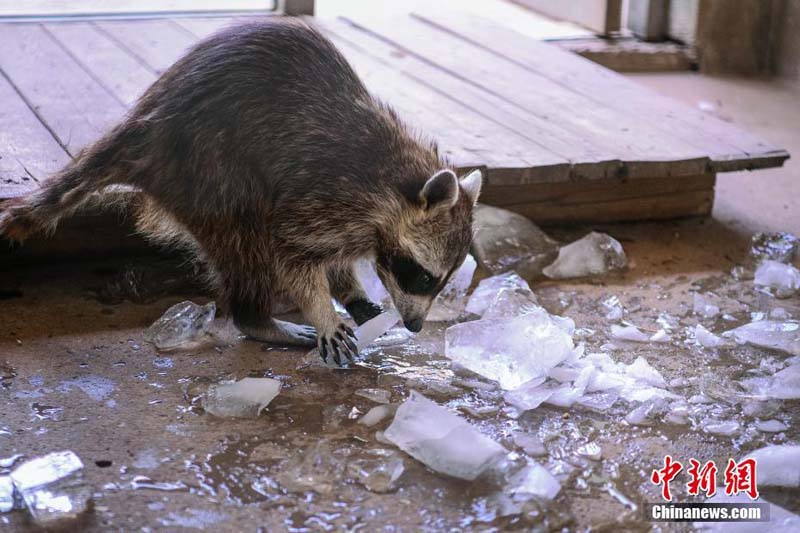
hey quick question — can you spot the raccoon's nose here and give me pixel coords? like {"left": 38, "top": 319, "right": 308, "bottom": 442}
{"left": 404, "top": 318, "right": 424, "bottom": 333}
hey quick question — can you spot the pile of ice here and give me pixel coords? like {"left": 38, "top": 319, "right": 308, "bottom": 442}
{"left": 754, "top": 260, "right": 800, "bottom": 298}
{"left": 144, "top": 300, "right": 216, "bottom": 351}
{"left": 427, "top": 255, "right": 477, "bottom": 321}
{"left": 543, "top": 232, "right": 627, "bottom": 279}
{"left": 471, "top": 205, "right": 559, "bottom": 279}
{"left": 1, "top": 451, "right": 91, "bottom": 528}
{"left": 732, "top": 231, "right": 799, "bottom": 280}
{"left": 201, "top": 377, "right": 281, "bottom": 418}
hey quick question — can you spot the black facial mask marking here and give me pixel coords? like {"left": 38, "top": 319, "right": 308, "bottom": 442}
{"left": 388, "top": 255, "right": 439, "bottom": 296}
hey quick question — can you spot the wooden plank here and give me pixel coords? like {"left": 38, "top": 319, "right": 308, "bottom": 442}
{"left": 341, "top": 14, "right": 711, "bottom": 180}
{"left": 45, "top": 22, "right": 157, "bottom": 107}
{"left": 0, "top": 23, "right": 125, "bottom": 157}
{"left": 92, "top": 19, "right": 198, "bottom": 75}
{"left": 415, "top": 10, "right": 789, "bottom": 172}
{"left": 485, "top": 175, "right": 715, "bottom": 224}
{"left": 0, "top": 72, "right": 71, "bottom": 198}
{"left": 510, "top": 0, "right": 622, "bottom": 35}
{"left": 172, "top": 17, "right": 235, "bottom": 40}
{"left": 323, "top": 32, "right": 570, "bottom": 182}
{"left": 320, "top": 19, "right": 620, "bottom": 181}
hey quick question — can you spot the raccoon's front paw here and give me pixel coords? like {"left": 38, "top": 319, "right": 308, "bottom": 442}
{"left": 317, "top": 322, "right": 358, "bottom": 367}
{"left": 345, "top": 298, "right": 382, "bottom": 326}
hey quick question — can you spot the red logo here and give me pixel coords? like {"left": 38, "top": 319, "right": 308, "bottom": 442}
{"left": 651, "top": 456, "right": 758, "bottom": 501}
{"left": 724, "top": 458, "right": 759, "bottom": 500}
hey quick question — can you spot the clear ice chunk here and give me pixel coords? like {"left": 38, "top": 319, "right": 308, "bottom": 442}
{"left": 649, "top": 329, "right": 671, "bottom": 343}
{"left": 625, "top": 399, "right": 669, "bottom": 426}
{"left": 471, "top": 204, "right": 559, "bottom": 279}
{"left": 466, "top": 272, "right": 533, "bottom": 317}
{"left": 744, "top": 445, "right": 800, "bottom": 487}
{"left": 610, "top": 324, "right": 651, "bottom": 343}
{"left": 754, "top": 260, "right": 800, "bottom": 298}
{"left": 542, "top": 232, "right": 627, "bottom": 279}
{"left": 512, "top": 432, "right": 547, "bottom": 457}
{"left": 200, "top": 377, "right": 280, "bottom": 418}
{"left": 10, "top": 451, "right": 90, "bottom": 527}
{"left": 445, "top": 311, "right": 576, "bottom": 390}
{"left": 754, "top": 419, "right": 788, "bottom": 433}
{"left": 741, "top": 362, "right": 800, "bottom": 399}
{"left": 694, "top": 324, "right": 727, "bottom": 348}
{"left": 347, "top": 450, "right": 405, "bottom": 493}
{"left": 354, "top": 259, "right": 390, "bottom": 305}
{"left": 481, "top": 287, "right": 542, "bottom": 320}
{"left": 358, "top": 404, "right": 395, "bottom": 427}
{"left": 625, "top": 357, "right": 667, "bottom": 388}
{"left": 276, "top": 442, "right": 343, "bottom": 495}
{"left": 427, "top": 255, "right": 477, "bottom": 321}
{"left": 354, "top": 388, "right": 391, "bottom": 404}
{"left": 701, "top": 419, "right": 741, "bottom": 436}
{"left": 355, "top": 309, "right": 401, "bottom": 351}
{"left": 506, "top": 463, "right": 561, "bottom": 500}
{"left": 693, "top": 293, "right": 720, "bottom": 318}
{"left": 383, "top": 391, "right": 507, "bottom": 481}
{"left": 144, "top": 300, "right": 216, "bottom": 351}
{"left": 723, "top": 320, "right": 800, "bottom": 356}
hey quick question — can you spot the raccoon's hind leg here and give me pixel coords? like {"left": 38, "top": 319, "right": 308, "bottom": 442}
{"left": 231, "top": 294, "right": 317, "bottom": 347}
{"left": 328, "top": 263, "right": 382, "bottom": 326}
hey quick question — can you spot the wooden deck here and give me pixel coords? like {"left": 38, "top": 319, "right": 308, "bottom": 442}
{"left": 0, "top": 11, "right": 789, "bottom": 254}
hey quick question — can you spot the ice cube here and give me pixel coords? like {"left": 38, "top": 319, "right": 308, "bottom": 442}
{"left": 355, "top": 309, "right": 401, "bottom": 351}
{"left": 693, "top": 293, "right": 720, "bottom": 318}
{"left": 354, "top": 259, "right": 390, "bottom": 305}
{"left": 694, "top": 324, "right": 727, "bottom": 348}
{"left": 200, "top": 377, "right": 280, "bottom": 418}
{"left": 144, "top": 300, "right": 216, "bottom": 351}
{"left": 10, "top": 451, "right": 90, "bottom": 527}
{"left": 383, "top": 391, "right": 507, "bottom": 480}
{"left": 755, "top": 419, "right": 788, "bottom": 433}
{"left": 445, "top": 311, "right": 576, "bottom": 390}
{"left": 481, "top": 287, "right": 542, "bottom": 320}
{"left": 358, "top": 405, "right": 395, "bottom": 427}
{"left": 427, "top": 255, "right": 477, "bottom": 321}
{"left": 347, "top": 450, "right": 405, "bottom": 493}
{"left": 723, "top": 320, "right": 800, "bottom": 356}
{"left": 744, "top": 445, "right": 800, "bottom": 487}
{"left": 610, "top": 324, "right": 651, "bottom": 343}
{"left": 542, "top": 232, "right": 627, "bottom": 279}
{"left": 741, "top": 362, "right": 800, "bottom": 399}
{"left": 465, "top": 272, "right": 532, "bottom": 317}
{"left": 0, "top": 475, "right": 15, "bottom": 513}
{"left": 754, "top": 260, "right": 800, "bottom": 298}
{"left": 471, "top": 204, "right": 559, "bottom": 279}
{"left": 506, "top": 463, "right": 561, "bottom": 500}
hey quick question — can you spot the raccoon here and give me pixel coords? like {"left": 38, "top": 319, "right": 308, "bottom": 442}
{"left": 0, "top": 18, "right": 481, "bottom": 365}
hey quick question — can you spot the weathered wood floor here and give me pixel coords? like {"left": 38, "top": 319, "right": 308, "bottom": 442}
{"left": 0, "top": 11, "right": 789, "bottom": 242}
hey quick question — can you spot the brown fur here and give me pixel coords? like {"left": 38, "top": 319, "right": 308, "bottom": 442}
{"left": 0, "top": 18, "right": 479, "bottom": 363}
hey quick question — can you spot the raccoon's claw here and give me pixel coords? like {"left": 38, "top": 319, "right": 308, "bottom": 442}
{"left": 318, "top": 323, "right": 358, "bottom": 367}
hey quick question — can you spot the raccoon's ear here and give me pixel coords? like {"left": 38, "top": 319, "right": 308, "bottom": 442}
{"left": 419, "top": 169, "right": 459, "bottom": 211}
{"left": 459, "top": 169, "right": 482, "bottom": 206}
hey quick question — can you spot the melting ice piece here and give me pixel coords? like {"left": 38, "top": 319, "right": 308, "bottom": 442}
{"left": 542, "top": 232, "right": 627, "bottom": 279}
{"left": 723, "top": 320, "right": 800, "bottom": 356}
{"left": 465, "top": 272, "right": 532, "bottom": 317}
{"left": 693, "top": 293, "right": 720, "bottom": 318}
{"left": 354, "top": 259, "right": 390, "bottom": 305}
{"left": 741, "top": 362, "right": 800, "bottom": 399}
{"left": 744, "top": 445, "right": 800, "bottom": 487}
{"left": 610, "top": 324, "right": 650, "bottom": 343}
{"left": 755, "top": 419, "right": 788, "bottom": 433}
{"left": 427, "top": 255, "right": 477, "bottom": 321}
{"left": 754, "top": 260, "right": 800, "bottom": 298}
{"left": 358, "top": 405, "right": 395, "bottom": 427}
{"left": 0, "top": 475, "right": 14, "bottom": 513}
{"left": 650, "top": 329, "right": 671, "bottom": 343}
{"left": 445, "top": 311, "right": 576, "bottom": 390}
{"left": 471, "top": 204, "right": 559, "bottom": 279}
{"left": 10, "top": 451, "right": 91, "bottom": 527}
{"left": 383, "top": 391, "right": 507, "bottom": 480}
{"left": 482, "top": 287, "right": 542, "bottom": 320}
{"left": 201, "top": 377, "right": 280, "bottom": 418}
{"left": 144, "top": 300, "right": 216, "bottom": 351}
{"left": 702, "top": 419, "right": 741, "bottom": 436}
{"left": 355, "top": 309, "right": 401, "bottom": 351}
{"left": 354, "top": 388, "right": 391, "bottom": 404}
{"left": 625, "top": 357, "right": 667, "bottom": 387}
{"left": 347, "top": 450, "right": 405, "bottom": 493}
{"left": 694, "top": 324, "right": 727, "bottom": 348}
{"left": 506, "top": 463, "right": 561, "bottom": 500}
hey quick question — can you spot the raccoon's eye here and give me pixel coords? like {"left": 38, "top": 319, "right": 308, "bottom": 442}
{"left": 389, "top": 256, "right": 438, "bottom": 295}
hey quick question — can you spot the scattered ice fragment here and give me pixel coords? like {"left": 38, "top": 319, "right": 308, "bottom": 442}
{"left": 723, "top": 320, "right": 800, "bottom": 356}
{"left": 358, "top": 405, "right": 395, "bottom": 427}
{"left": 276, "top": 442, "right": 342, "bottom": 495}
{"left": 610, "top": 324, "right": 650, "bottom": 343}
{"left": 200, "top": 377, "right": 280, "bottom": 418}
{"left": 427, "top": 255, "right": 476, "bottom": 321}
{"left": 749, "top": 231, "right": 799, "bottom": 264}
{"left": 506, "top": 463, "right": 561, "bottom": 500}
{"left": 481, "top": 287, "right": 542, "bottom": 320}
{"left": 354, "top": 388, "right": 391, "bottom": 404}
{"left": 693, "top": 293, "right": 720, "bottom": 319}
{"left": 445, "top": 311, "right": 576, "bottom": 390}
{"left": 754, "top": 260, "right": 800, "bottom": 298}
{"left": 755, "top": 419, "right": 788, "bottom": 433}
{"left": 602, "top": 295, "right": 624, "bottom": 322}
{"left": 355, "top": 309, "right": 401, "bottom": 351}
{"left": 383, "top": 391, "right": 507, "bottom": 480}
{"left": 144, "top": 300, "right": 216, "bottom": 351}
{"left": 347, "top": 450, "right": 405, "bottom": 493}
{"left": 471, "top": 204, "right": 559, "bottom": 278}
{"left": 542, "top": 232, "right": 627, "bottom": 279}
{"left": 354, "top": 259, "right": 390, "bottom": 305}
{"left": 465, "top": 272, "right": 532, "bottom": 317}
{"left": 0, "top": 476, "right": 14, "bottom": 513}
{"left": 624, "top": 399, "right": 668, "bottom": 426}
{"left": 701, "top": 419, "right": 740, "bottom": 436}
{"left": 512, "top": 432, "right": 547, "bottom": 457}
{"left": 576, "top": 442, "right": 602, "bottom": 461}
{"left": 625, "top": 357, "right": 667, "bottom": 388}
{"left": 665, "top": 401, "right": 689, "bottom": 425}
{"left": 0, "top": 454, "right": 23, "bottom": 469}
{"left": 694, "top": 324, "right": 727, "bottom": 348}
{"left": 10, "top": 451, "right": 91, "bottom": 527}
{"left": 649, "top": 329, "right": 671, "bottom": 343}
{"left": 741, "top": 362, "right": 800, "bottom": 399}
{"left": 744, "top": 445, "right": 800, "bottom": 487}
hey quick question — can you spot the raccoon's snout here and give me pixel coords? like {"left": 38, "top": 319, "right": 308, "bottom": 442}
{"left": 403, "top": 317, "right": 424, "bottom": 333}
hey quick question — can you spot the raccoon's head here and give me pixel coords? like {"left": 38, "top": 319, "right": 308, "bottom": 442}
{"left": 376, "top": 169, "right": 482, "bottom": 332}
